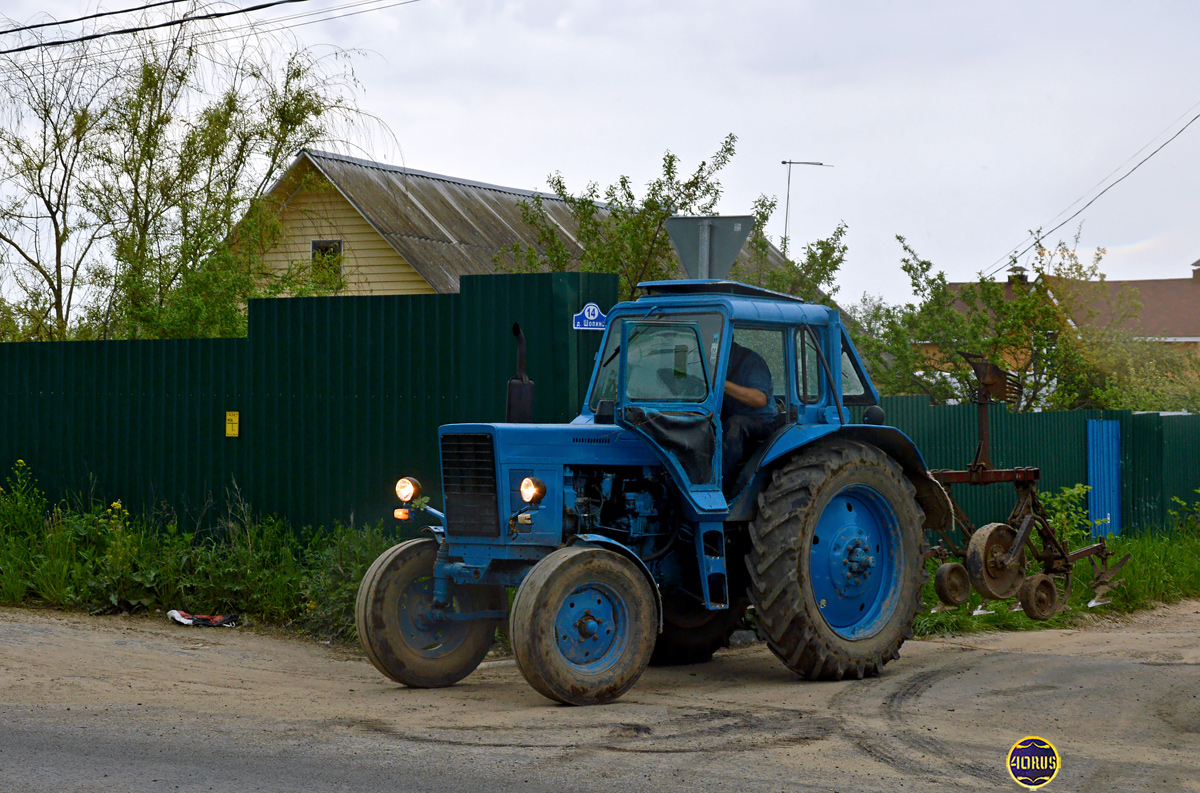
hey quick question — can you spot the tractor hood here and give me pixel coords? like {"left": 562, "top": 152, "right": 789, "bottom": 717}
{"left": 435, "top": 422, "right": 663, "bottom": 546}
{"left": 439, "top": 421, "right": 660, "bottom": 469}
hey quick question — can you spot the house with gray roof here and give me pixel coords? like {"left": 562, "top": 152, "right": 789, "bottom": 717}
{"left": 258, "top": 150, "right": 593, "bottom": 295}
{"left": 260, "top": 149, "right": 806, "bottom": 299}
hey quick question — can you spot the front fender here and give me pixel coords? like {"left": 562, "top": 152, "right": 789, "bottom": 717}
{"left": 727, "top": 425, "right": 953, "bottom": 537}
{"left": 569, "top": 534, "right": 663, "bottom": 633}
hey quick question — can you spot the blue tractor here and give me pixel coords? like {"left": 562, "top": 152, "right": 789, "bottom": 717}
{"left": 356, "top": 217, "right": 952, "bottom": 705}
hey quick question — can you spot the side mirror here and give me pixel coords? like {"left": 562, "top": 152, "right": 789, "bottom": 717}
{"left": 595, "top": 399, "right": 615, "bottom": 425}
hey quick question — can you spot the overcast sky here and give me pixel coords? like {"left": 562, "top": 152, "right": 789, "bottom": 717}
{"left": 8, "top": 1, "right": 1200, "bottom": 305}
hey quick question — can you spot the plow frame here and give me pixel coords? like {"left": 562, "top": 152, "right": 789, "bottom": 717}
{"left": 921, "top": 352, "right": 1130, "bottom": 615}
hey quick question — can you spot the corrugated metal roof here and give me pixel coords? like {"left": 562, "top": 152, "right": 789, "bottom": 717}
{"left": 297, "top": 150, "right": 587, "bottom": 293}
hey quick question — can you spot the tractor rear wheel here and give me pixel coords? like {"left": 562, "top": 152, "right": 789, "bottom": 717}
{"left": 748, "top": 440, "right": 927, "bottom": 680}
{"left": 510, "top": 546, "right": 656, "bottom": 705}
{"left": 356, "top": 538, "right": 504, "bottom": 688}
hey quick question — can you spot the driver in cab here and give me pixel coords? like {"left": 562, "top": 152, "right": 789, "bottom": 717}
{"left": 722, "top": 340, "right": 774, "bottom": 490}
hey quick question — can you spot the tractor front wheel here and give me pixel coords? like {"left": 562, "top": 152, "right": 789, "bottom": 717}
{"left": 510, "top": 547, "right": 656, "bottom": 705}
{"left": 748, "top": 440, "right": 927, "bottom": 680}
{"left": 356, "top": 538, "right": 504, "bottom": 688}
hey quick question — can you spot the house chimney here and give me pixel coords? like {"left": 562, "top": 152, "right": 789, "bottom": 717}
{"left": 1193, "top": 263, "right": 1200, "bottom": 281}
{"left": 1008, "top": 264, "right": 1029, "bottom": 284}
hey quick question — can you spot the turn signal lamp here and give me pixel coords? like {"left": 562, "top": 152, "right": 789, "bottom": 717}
{"left": 395, "top": 477, "right": 421, "bottom": 503}
{"left": 520, "top": 476, "right": 547, "bottom": 505}
{"left": 394, "top": 508, "right": 410, "bottom": 520}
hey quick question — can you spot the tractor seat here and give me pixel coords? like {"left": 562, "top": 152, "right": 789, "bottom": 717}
{"left": 723, "top": 397, "right": 790, "bottom": 496}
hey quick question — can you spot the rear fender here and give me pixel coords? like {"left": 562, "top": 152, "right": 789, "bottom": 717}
{"left": 727, "top": 425, "right": 953, "bottom": 537}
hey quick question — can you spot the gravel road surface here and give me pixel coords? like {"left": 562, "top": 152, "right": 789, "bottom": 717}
{"left": 1, "top": 603, "right": 1198, "bottom": 792}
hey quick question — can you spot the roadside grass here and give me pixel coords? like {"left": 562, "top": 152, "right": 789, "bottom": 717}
{"left": 3, "top": 460, "right": 1200, "bottom": 644}
{"left": 0, "top": 461, "right": 403, "bottom": 641}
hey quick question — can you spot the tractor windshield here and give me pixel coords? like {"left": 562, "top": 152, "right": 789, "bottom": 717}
{"left": 589, "top": 312, "right": 724, "bottom": 410}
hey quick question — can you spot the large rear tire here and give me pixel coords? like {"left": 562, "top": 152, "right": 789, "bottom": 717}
{"left": 510, "top": 547, "right": 656, "bottom": 705}
{"left": 355, "top": 538, "right": 504, "bottom": 688}
{"left": 748, "top": 440, "right": 927, "bottom": 680}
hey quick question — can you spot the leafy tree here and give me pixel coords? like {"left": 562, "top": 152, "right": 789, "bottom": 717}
{"left": 731, "top": 194, "right": 847, "bottom": 307}
{"left": 0, "top": 41, "right": 111, "bottom": 340}
{"left": 850, "top": 234, "right": 1200, "bottom": 412}
{"left": 87, "top": 30, "right": 357, "bottom": 339}
{"left": 496, "top": 134, "right": 737, "bottom": 299}
{"left": 0, "top": 18, "right": 366, "bottom": 340}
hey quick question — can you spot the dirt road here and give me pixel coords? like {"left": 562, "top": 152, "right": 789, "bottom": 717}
{"left": 1, "top": 603, "right": 1198, "bottom": 792}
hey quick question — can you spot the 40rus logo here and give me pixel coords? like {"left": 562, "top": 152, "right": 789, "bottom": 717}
{"left": 1007, "top": 736, "right": 1061, "bottom": 789}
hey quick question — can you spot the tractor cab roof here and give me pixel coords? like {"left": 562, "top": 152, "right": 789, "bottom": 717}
{"left": 637, "top": 280, "right": 802, "bottom": 303}
{"left": 628, "top": 280, "right": 833, "bottom": 326}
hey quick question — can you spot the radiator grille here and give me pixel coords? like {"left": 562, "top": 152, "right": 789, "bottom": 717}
{"left": 441, "top": 433, "right": 500, "bottom": 538}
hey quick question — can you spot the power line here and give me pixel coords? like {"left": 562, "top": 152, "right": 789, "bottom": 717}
{"left": 984, "top": 106, "right": 1200, "bottom": 279}
{"left": 0, "top": 0, "right": 314, "bottom": 55}
{"left": 0, "top": 0, "right": 420, "bottom": 72}
{"left": 1042, "top": 97, "right": 1200, "bottom": 230}
{"left": 0, "top": 0, "right": 196, "bottom": 36}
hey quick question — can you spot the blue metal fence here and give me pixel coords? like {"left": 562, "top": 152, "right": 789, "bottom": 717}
{"left": 1086, "top": 419, "right": 1122, "bottom": 536}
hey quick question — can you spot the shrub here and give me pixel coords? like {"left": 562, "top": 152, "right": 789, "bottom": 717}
{"left": 0, "top": 462, "right": 408, "bottom": 640}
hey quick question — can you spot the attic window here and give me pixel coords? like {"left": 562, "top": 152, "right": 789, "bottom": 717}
{"left": 311, "top": 239, "right": 343, "bottom": 288}
{"left": 312, "top": 239, "right": 342, "bottom": 260}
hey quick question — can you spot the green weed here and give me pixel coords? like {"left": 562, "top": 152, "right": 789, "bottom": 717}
{"left": 0, "top": 463, "right": 408, "bottom": 640}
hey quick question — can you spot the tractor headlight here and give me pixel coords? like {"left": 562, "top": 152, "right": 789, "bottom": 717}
{"left": 520, "top": 476, "right": 546, "bottom": 505}
{"left": 395, "top": 477, "right": 421, "bottom": 503}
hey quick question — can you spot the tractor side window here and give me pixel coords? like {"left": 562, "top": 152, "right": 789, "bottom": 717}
{"left": 841, "top": 346, "right": 871, "bottom": 403}
{"left": 796, "top": 328, "right": 821, "bottom": 403}
{"left": 731, "top": 327, "right": 787, "bottom": 401}
{"left": 841, "top": 351, "right": 865, "bottom": 397}
{"left": 625, "top": 323, "right": 709, "bottom": 402}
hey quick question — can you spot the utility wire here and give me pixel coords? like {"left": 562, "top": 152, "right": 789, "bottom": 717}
{"left": 0, "top": 0, "right": 419, "bottom": 72}
{"left": 0, "top": 0, "right": 314, "bottom": 55}
{"left": 0, "top": 0, "right": 196, "bottom": 36}
{"left": 984, "top": 106, "right": 1200, "bottom": 279}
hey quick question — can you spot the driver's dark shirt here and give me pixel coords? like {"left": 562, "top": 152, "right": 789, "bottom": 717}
{"left": 723, "top": 343, "right": 775, "bottom": 420}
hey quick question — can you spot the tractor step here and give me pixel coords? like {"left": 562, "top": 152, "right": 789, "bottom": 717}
{"left": 695, "top": 521, "right": 728, "bottom": 610}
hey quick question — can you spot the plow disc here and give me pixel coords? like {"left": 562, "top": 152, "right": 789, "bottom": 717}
{"left": 965, "top": 523, "right": 1026, "bottom": 600}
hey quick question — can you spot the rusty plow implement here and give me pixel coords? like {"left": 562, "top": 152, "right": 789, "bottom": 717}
{"left": 923, "top": 353, "right": 1131, "bottom": 620}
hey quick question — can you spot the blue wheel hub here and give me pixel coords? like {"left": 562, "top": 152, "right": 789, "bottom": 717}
{"left": 553, "top": 584, "right": 627, "bottom": 671}
{"left": 809, "top": 485, "right": 902, "bottom": 640}
{"left": 396, "top": 577, "right": 468, "bottom": 657}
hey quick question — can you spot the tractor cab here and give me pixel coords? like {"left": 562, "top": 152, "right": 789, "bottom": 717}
{"left": 582, "top": 278, "right": 879, "bottom": 517}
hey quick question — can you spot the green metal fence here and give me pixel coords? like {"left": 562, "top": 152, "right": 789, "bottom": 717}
{"left": 3, "top": 280, "right": 1196, "bottom": 534}
{"left": 865, "top": 395, "right": 1200, "bottom": 533}
{"left": 0, "top": 273, "right": 618, "bottom": 530}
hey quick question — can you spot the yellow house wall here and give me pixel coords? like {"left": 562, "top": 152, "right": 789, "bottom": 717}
{"left": 263, "top": 174, "right": 436, "bottom": 296}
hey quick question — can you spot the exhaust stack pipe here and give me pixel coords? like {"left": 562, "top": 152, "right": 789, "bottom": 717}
{"left": 506, "top": 323, "right": 535, "bottom": 423}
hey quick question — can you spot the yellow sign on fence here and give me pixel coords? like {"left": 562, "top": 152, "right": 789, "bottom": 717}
{"left": 225, "top": 411, "right": 240, "bottom": 438}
